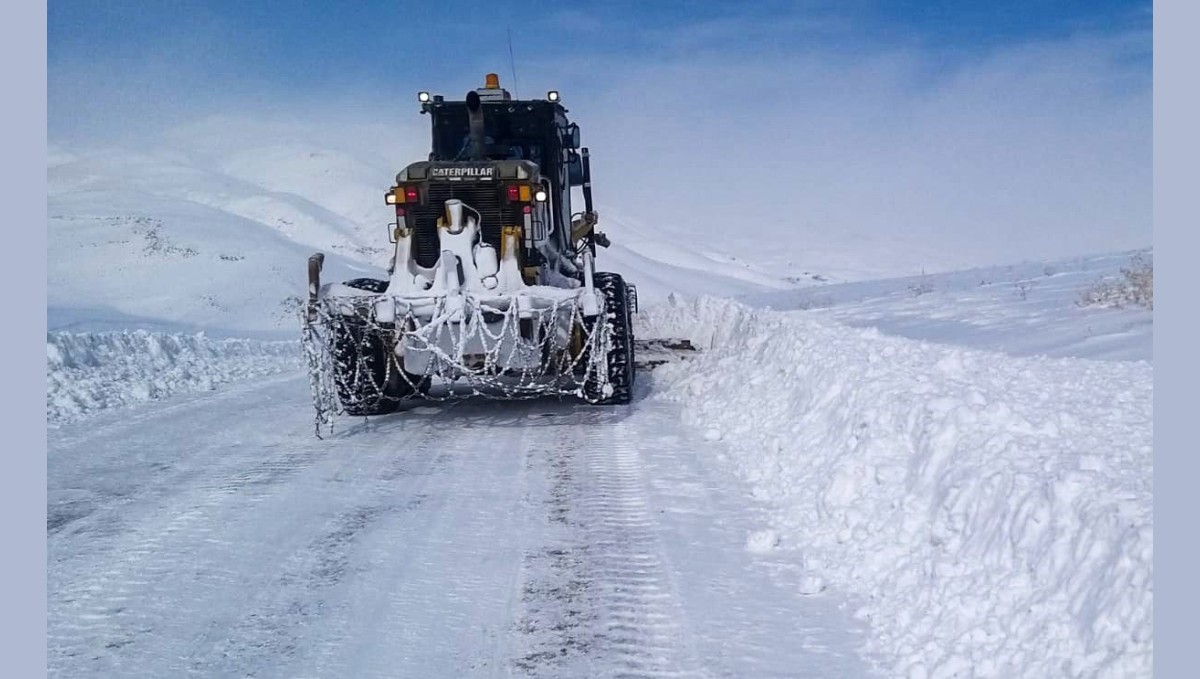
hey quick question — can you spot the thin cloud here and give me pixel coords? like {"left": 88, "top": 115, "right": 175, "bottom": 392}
{"left": 50, "top": 5, "right": 1150, "bottom": 277}
{"left": 570, "top": 31, "right": 1150, "bottom": 276}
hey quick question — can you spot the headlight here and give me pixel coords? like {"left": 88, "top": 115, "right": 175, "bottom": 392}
{"left": 534, "top": 189, "right": 548, "bottom": 202}
{"left": 418, "top": 91, "right": 431, "bottom": 103}
{"left": 547, "top": 90, "right": 560, "bottom": 102}
{"left": 385, "top": 191, "right": 397, "bottom": 205}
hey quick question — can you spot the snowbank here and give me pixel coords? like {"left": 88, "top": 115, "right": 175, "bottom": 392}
{"left": 48, "top": 330, "right": 301, "bottom": 425}
{"left": 641, "top": 296, "right": 1152, "bottom": 678}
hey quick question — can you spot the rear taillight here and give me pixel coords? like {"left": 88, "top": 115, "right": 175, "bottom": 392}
{"left": 505, "top": 184, "right": 533, "bottom": 203}
{"left": 388, "top": 185, "right": 421, "bottom": 205}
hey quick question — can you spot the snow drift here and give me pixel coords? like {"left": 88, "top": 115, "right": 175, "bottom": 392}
{"left": 47, "top": 330, "right": 301, "bottom": 425}
{"left": 641, "top": 297, "right": 1152, "bottom": 678}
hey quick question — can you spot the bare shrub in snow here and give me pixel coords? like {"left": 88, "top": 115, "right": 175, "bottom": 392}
{"left": 1013, "top": 279, "right": 1035, "bottom": 300}
{"left": 790, "top": 294, "right": 835, "bottom": 311}
{"left": 1077, "top": 252, "right": 1153, "bottom": 310}
{"left": 908, "top": 268, "right": 934, "bottom": 296}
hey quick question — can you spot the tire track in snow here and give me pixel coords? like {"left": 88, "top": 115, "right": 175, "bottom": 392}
{"left": 513, "top": 405, "right": 706, "bottom": 679}
{"left": 47, "top": 376, "right": 455, "bottom": 678}
{"left": 195, "top": 413, "right": 454, "bottom": 678}
{"left": 628, "top": 396, "right": 882, "bottom": 678}
{"left": 512, "top": 415, "right": 597, "bottom": 677}
{"left": 578, "top": 419, "right": 706, "bottom": 679}
{"left": 47, "top": 371, "right": 308, "bottom": 538}
{"left": 50, "top": 372, "right": 879, "bottom": 678}
{"left": 513, "top": 388, "right": 878, "bottom": 679}
{"left": 48, "top": 376, "right": 332, "bottom": 677}
{"left": 280, "top": 402, "right": 538, "bottom": 678}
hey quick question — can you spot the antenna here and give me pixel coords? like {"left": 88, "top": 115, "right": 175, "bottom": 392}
{"left": 507, "top": 26, "right": 520, "bottom": 99}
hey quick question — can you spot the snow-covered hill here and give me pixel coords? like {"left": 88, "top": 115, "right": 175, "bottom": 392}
{"left": 745, "top": 250, "right": 1154, "bottom": 362}
{"left": 46, "top": 123, "right": 1152, "bottom": 679}
{"left": 48, "top": 186, "right": 375, "bottom": 338}
{"left": 48, "top": 136, "right": 798, "bottom": 336}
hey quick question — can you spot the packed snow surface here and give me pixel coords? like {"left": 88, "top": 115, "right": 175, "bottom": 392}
{"left": 48, "top": 376, "right": 879, "bottom": 678}
{"left": 640, "top": 296, "right": 1152, "bottom": 678}
{"left": 47, "top": 330, "right": 300, "bottom": 425}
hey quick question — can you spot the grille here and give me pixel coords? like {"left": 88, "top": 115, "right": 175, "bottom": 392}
{"left": 408, "top": 182, "right": 520, "bottom": 268}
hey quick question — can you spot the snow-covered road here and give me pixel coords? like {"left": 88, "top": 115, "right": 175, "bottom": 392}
{"left": 48, "top": 372, "right": 877, "bottom": 678}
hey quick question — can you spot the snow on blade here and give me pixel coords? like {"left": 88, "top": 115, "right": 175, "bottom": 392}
{"left": 641, "top": 296, "right": 1152, "bottom": 679}
{"left": 47, "top": 330, "right": 301, "bottom": 425}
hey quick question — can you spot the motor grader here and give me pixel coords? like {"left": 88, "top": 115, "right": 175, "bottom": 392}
{"left": 302, "top": 74, "right": 636, "bottom": 423}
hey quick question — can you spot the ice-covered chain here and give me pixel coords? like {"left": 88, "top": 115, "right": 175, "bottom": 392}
{"left": 300, "top": 293, "right": 612, "bottom": 436}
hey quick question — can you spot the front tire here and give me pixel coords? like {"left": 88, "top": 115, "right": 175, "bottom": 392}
{"left": 583, "top": 272, "right": 636, "bottom": 405}
{"left": 331, "top": 318, "right": 418, "bottom": 416}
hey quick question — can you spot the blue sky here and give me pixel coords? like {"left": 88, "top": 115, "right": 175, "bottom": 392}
{"left": 49, "top": 1, "right": 1151, "bottom": 61}
{"left": 49, "top": 0, "right": 1150, "bottom": 135}
{"left": 48, "top": 1, "right": 1153, "bottom": 270}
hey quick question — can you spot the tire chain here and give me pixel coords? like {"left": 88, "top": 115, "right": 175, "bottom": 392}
{"left": 300, "top": 289, "right": 621, "bottom": 436}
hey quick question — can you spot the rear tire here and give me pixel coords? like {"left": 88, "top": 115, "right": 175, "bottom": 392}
{"left": 331, "top": 318, "right": 419, "bottom": 416}
{"left": 343, "top": 278, "right": 389, "bottom": 293}
{"left": 583, "top": 272, "right": 636, "bottom": 405}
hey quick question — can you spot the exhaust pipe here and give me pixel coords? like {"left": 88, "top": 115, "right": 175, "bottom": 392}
{"left": 466, "top": 90, "right": 485, "bottom": 161}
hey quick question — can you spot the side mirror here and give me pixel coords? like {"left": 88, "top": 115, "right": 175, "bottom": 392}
{"left": 565, "top": 123, "right": 581, "bottom": 150}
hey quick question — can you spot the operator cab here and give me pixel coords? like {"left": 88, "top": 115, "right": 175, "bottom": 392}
{"left": 392, "top": 75, "right": 596, "bottom": 278}
{"left": 420, "top": 76, "right": 577, "bottom": 173}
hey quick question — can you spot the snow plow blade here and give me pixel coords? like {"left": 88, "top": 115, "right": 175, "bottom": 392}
{"left": 634, "top": 338, "right": 697, "bottom": 371}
